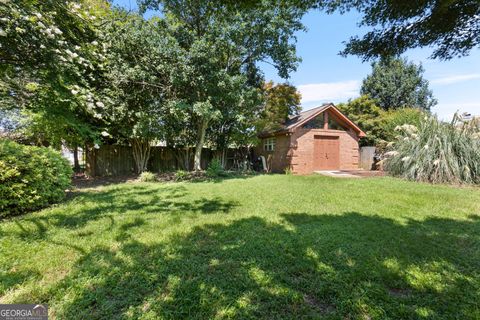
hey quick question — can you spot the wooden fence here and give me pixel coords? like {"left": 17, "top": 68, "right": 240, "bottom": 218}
{"left": 359, "top": 146, "right": 376, "bottom": 170}
{"left": 85, "top": 145, "right": 247, "bottom": 176}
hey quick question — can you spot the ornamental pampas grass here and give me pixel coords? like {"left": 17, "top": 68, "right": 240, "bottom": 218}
{"left": 385, "top": 113, "right": 480, "bottom": 184}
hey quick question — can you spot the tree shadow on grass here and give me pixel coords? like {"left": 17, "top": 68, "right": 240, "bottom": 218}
{"left": 46, "top": 212, "right": 480, "bottom": 319}
{"left": 0, "top": 269, "right": 42, "bottom": 296}
{"left": 2, "top": 184, "right": 237, "bottom": 241}
{"left": 185, "top": 172, "right": 261, "bottom": 184}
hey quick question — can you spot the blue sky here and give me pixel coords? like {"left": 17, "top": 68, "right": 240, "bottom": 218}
{"left": 114, "top": 1, "right": 480, "bottom": 120}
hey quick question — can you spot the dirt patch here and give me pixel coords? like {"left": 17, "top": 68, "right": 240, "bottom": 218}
{"left": 71, "top": 174, "right": 138, "bottom": 189}
{"left": 303, "top": 294, "right": 336, "bottom": 315}
{"left": 388, "top": 288, "right": 411, "bottom": 298}
{"left": 70, "top": 171, "right": 257, "bottom": 189}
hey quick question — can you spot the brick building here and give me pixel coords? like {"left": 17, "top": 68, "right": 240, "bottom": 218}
{"left": 255, "top": 103, "right": 366, "bottom": 174}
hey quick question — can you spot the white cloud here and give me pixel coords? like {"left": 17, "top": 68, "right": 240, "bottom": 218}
{"left": 431, "top": 73, "right": 480, "bottom": 85}
{"left": 297, "top": 80, "right": 360, "bottom": 104}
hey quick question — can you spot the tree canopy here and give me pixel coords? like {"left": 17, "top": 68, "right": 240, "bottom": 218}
{"left": 0, "top": 0, "right": 109, "bottom": 147}
{"left": 4, "top": 0, "right": 306, "bottom": 172}
{"left": 258, "top": 81, "right": 302, "bottom": 132}
{"left": 337, "top": 95, "right": 382, "bottom": 146}
{"left": 227, "top": 0, "right": 480, "bottom": 60}
{"left": 98, "top": 11, "right": 182, "bottom": 172}
{"left": 233, "top": 0, "right": 480, "bottom": 61}
{"left": 338, "top": 95, "right": 426, "bottom": 147}
{"left": 139, "top": 0, "right": 306, "bottom": 170}
{"left": 323, "top": 0, "right": 480, "bottom": 60}
{"left": 361, "top": 57, "right": 436, "bottom": 111}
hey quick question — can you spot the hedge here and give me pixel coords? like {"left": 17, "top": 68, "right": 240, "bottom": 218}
{"left": 0, "top": 139, "right": 72, "bottom": 217}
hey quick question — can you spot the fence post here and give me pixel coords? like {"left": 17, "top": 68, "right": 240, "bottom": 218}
{"left": 85, "top": 144, "right": 96, "bottom": 177}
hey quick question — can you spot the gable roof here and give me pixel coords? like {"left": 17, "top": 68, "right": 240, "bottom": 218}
{"left": 262, "top": 103, "right": 366, "bottom": 137}
{"left": 284, "top": 103, "right": 330, "bottom": 130}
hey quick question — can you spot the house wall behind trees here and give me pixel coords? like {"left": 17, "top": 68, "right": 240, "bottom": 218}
{"left": 85, "top": 145, "right": 241, "bottom": 176}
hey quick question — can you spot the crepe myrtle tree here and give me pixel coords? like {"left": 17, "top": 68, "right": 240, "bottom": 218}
{"left": 161, "top": 102, "right": 198, "bottom": 171}
{"left": 0, "top": 0, "right": 109, "bottom": 146}
{"left": 210, "top": 84, "right": 263, "bottom": 168}
{"left": 99, "top": 11, "right": 182, "bottom": 173}
{"left": 170, "top": 36, "right": 263, "bottom": 171}
{"left": 172, "top": 41, "right": 272, "bottom": 171}
{"left": 169, "top": 37, "right": 232, "bottom": 171}
{"left": 141, "top": 0, "right": 305, "bottom": 171}
{"left": 128, "top": 115, "right": 163, "bottom": 174}
{"left": 191, "top": 101, "right": 221, "bottom": 171}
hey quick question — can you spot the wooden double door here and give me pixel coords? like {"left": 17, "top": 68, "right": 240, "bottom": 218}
{"left": 314, "top": 135, "right": 340, "bottom": 170}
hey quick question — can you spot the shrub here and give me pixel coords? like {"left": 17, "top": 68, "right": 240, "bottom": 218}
{"left": 338, "top": 98, "right": 425, "bottom": 147}
{"left": 378, "top": 108, "right": 424, "bottom": 143}
{"left": 0, "top": 139, "right": 72, "bottom": 217}
{"left": 385, "top": 115, "right": 480, "bottom": 184}
{"left": 174, "top": 170, "right": 189, "bottom": 181}
{"left": 138, "top": 171, "right": 157, "bottom": 182}
{"left": 206, "top": 159, "right": 226, "bottom": 178}
{"left": 337, "top": 95, "right": 383, "bottom": 146}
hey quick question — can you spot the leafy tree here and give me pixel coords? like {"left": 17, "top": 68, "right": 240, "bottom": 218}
{"left": 361, "top": 57, "right": 436, "bottom": 111}
{"left": 224, "top": 1, "right": 479, "bottom": 60}
{"left": 337, "top": 95, "right": 382, "bottom": 146}
{"left": 162, "top": 105, "right": 198, "bottom": 171}
{"left": 321, "top": 0, "right": 480, "bottom": 60}
{"left": 99, "top": 12, "right": 181, "bottom": 173}
{"left": 0, "top": 0, "right": 109, "bottom": 153}
{"left": 141, "top": 0, "right": 305, "bottom": 171}
{"left": 209, "top": 86, "right": 263, "bottom": 169}
{"left": 258, "top": 81, "right": 302, "bottom": 132}
{"left": 0, "top": 0, "right": 102, "bottom": 105}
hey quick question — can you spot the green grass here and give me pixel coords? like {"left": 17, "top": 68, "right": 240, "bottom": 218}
{"left": 1, "top": 175, "right": 480, "bottom": 319}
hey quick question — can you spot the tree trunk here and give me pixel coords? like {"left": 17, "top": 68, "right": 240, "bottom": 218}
{"left": 131, "top": 138, "right": 151, "bottom": 174}
{"left": 174, "top": 147, "right": 191, "bottom": 171}
{"left": 221, "top": 149, "right": 226, "bottom": 168}
{"left": 194, "top": 118, "right": 208, "bottom": 171}
{"left": 73, "top": 145, "right": 81, "bottom": 173}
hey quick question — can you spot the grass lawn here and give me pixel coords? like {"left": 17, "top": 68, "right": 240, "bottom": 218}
{"left": 1, "top": 175, "right": 480, "bottom": 319}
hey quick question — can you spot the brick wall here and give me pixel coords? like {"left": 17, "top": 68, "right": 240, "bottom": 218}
{"left": 255, "top": 134, "right": 291, "bottom": 173}
{"left": 255, "top": 129, "right": 360, "bottom": 174}
{"left": 289, "top": 128, "right": 360, "bottom": 174}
